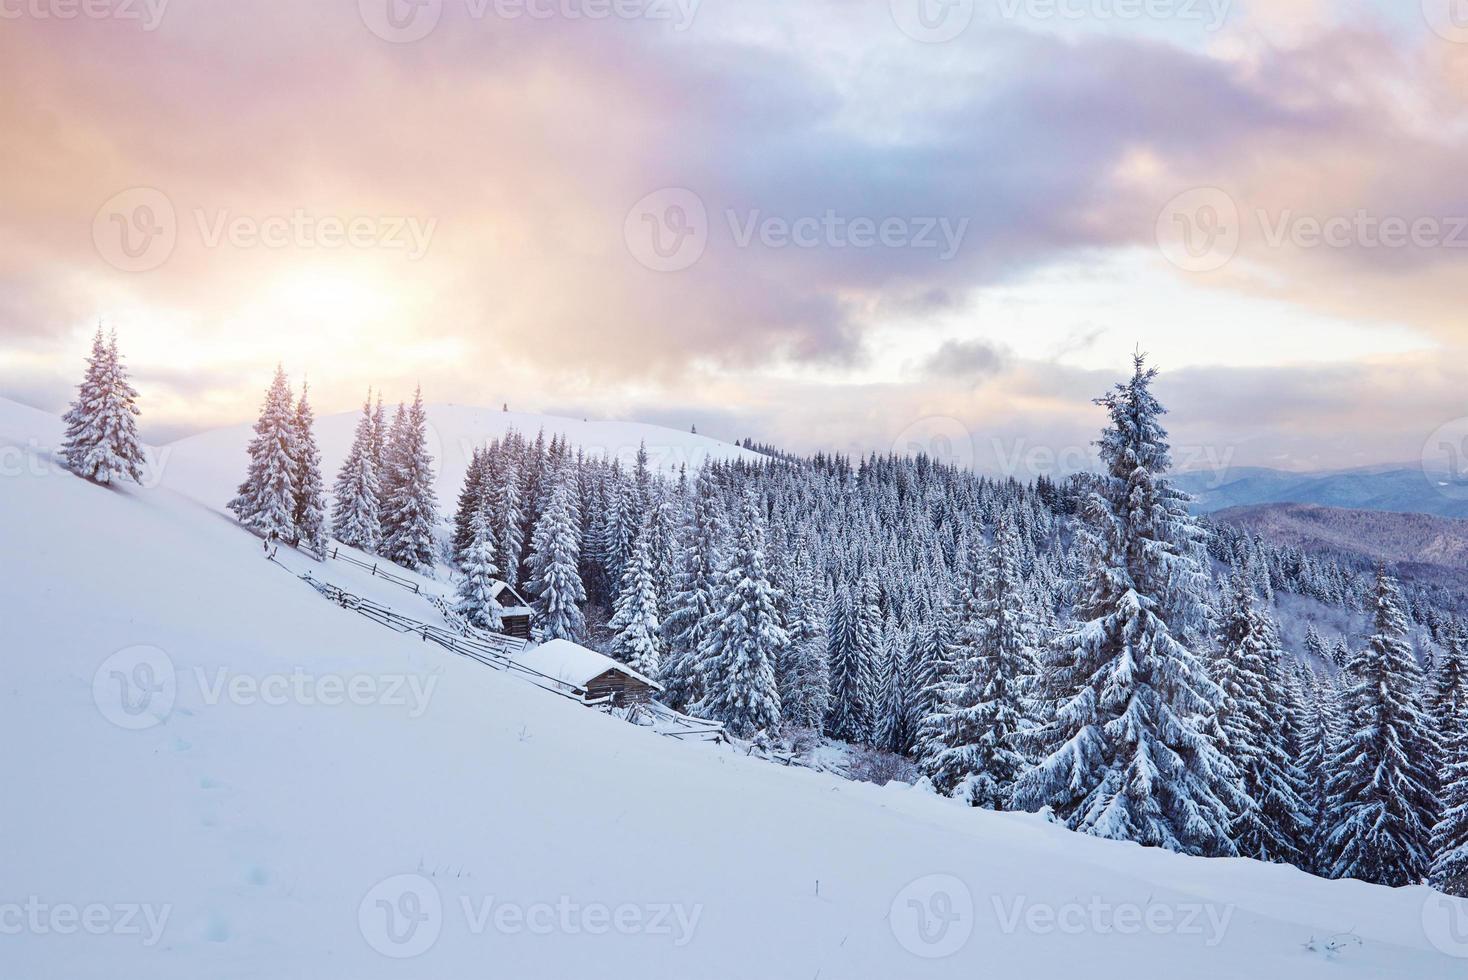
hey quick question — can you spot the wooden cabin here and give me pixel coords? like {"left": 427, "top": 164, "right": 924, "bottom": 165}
{"left": 513, "top": 639, "right": 662, "bottom": 706}
{"left": 490, "top": 580, "right": 535, "bottom": 639}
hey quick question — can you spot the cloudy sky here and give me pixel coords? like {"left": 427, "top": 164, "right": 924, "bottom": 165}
{"left": 3, "top": 0, "right": 1467, "bottom": 475}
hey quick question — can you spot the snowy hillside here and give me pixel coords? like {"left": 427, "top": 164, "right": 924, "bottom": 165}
{"left": 5, "top": 404, "right": 1468, "bottom": 978}
{"left": 158, "top": 401, "right": 766, "bottom": 512}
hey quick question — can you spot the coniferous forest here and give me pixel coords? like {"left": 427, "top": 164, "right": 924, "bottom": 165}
{"left": 176, "top": 343, "right": 1468, "bottom": 896}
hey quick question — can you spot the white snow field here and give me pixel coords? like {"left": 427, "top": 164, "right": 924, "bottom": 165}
{"left": 157, "top": 402, "right": 767, "bottom": 512}
{"left": 4, "top": 395, "right": 1468, "bottom": 979}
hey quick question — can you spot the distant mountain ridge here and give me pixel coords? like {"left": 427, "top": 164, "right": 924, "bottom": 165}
{"left": 1211, "top": 502, "right": 1468, "bottom": 591}
{"left": 1174, "top": 463, "right": 1468, "bottom": 519}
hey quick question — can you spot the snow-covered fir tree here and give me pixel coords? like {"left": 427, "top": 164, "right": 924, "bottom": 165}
{"left": 919, "top": 519, "right": 1036, "bottom": 808}
{"left": 1212, "top": 572, "right": 1311, "bottom": 865}
{"left": 608, "top": 510, "right": 662, "bottom": 677}
{"left": 61, "top": 327, "right": 145, "bottom": 486}
{"left": 659, "top": 466, "right": 726, "bottom": 711}
{"left": 228, "top": 365, "right": 299, "bottom": 540}
{"left": 491, "top": 453, "right": 525, "bottom": 588}
{"left": 290, "top": 381, "right": 328, "bottom": 558}
{"left": 1298, "top": 664, "right": 1344, "bottom": 874}
{"left": 1013, "top": 355, "right": 1242, "bottom": 856}
{"left": 331, "top": 395, "right": 382, "bottom": 552}
{"left": 527, "top": 468, "right": 586, "bottom": 641}
{"left": 378, "top": 387, "right": 439, "bottom": 571}
{"left": 1322, "top": 569, "right": 1439, "bottom": 886}
{"left": 824, "top": 577, "right": 876, "bottom": 744}
{"left": 1430, "top": 664, "right": 1468, "bottom": 895}
{"left": 696, "top": 489, "right": 786, "bottom": 738}
{"left": 454, "top": 504, "right": 504, "bottom": 631}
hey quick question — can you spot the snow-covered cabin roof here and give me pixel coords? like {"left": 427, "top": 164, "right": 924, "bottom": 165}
{"left": 513, "top": 639, "right": 662, "bottom": 691}
{"left": 489, "top": 580, "right": 534, "bottom": 616}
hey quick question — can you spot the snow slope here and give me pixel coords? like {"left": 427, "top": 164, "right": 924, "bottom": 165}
{"left": 158, "top": 402, "right": 767, "bottom": 512}
{"left": 5, "top": 395, "right": 1468, "bottom": 979}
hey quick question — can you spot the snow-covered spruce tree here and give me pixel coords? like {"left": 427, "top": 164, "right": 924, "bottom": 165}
{"left": 1298, "top": 665, "right": 1345, "bottom": 874}
{"left": 919, "top": 520, "right": 1036, "bottom": 808}
{"left": 824, "top": 579, "right": 876, "bottom": 744}
{"left": 491, "top": 453, "right": 525, "bottom": 589}
{"left": 290, "top": 381, "right": 328, "bottom": 558}
{"left": 1012, "top": 355, "right": 1242, "bottom": 856}
{"left": 61, "top": 327, "right": 145, "bottom": 486}
{"left": 875, "top": 622, "right": 919, "bottom": 756}
{"left": 454, "top": 505, "right": 504, "bottom": 631}
{"left": 228, "top": 365, "right": 299, "bottom": 540}
{"left": 451, "top": 446, "right": 489, "bottom": 565}
{"left": 1212, "top": 572, "right": 1311, "bottom": 865}
{"left": 608, "top": 511, "right": 662, "bottom": 677}
{"left": 908, "top": 614, "right": 953, "bottom": 745}
{"left": 778, "top": 633, "right": 831, "bottom": 731}
{"left": 659, "top": 465, "right": 727, "bottom": 710}
{"left": 527, "top": 468, "right": 586, "bottom": 642}
{"left": 696, "top": 489, "right": 786, "bottom": 738}
{"left": 331, "top": 396, "right": 382, "bottom": 552}
{"left": 378, "top": 387, "right": 439, "bottom": 571}
{"left": 1322, "top": 569, "right": 1439, "bottom": 886}
{"left": 1431, "top": 685, "right": 1468, "bottom": 895}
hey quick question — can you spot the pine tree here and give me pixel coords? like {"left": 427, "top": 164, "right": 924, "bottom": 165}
{"left": 379, "top": 387, "right": 439, "bottom": 571}
{"left": 1430, "top": 626, "right": 1468, "bottom": 895}
{"left": 919, "top": 521, "right": 1035, "bottom": 808}
{"left": 454, "top": 505, "right": 504, "bottom": 631}
{"left": 696, "top": 490, "right": 786, "bottom": 738}
{"left": 1212, "top": 573, "right": 1311, "bottom": 865}
{"left": 451, "top": 447, "right": 489, "bottom": 565}
{"left": 290, "top": 381, "right": 328, "bottom": 557}
{"left": 331, "top": 396, "right": 382, "bottom": 552}
{"left": 527, "top": 469, "right": 586, "bottom": 641}
{"left": 875, "top": 622, "right": 919, "bottom": 756}
{"left": 824, "top": 580, "right": 875, "bottom": 744}
{"left": 1322, "top": 570, "right": 1439, "bottom": 886}
{"left": 1013, "top": 355, "right": 1241, "bottom": 856}
{"left": 491, "top": 453, "right": 526, "bottom": 589}
{"left": 660, "top": 466, "right": 726, "bottom": 710}
{"left": 228, "top": 365, "right": 299, "bottom": 540}
{"left": 608, "top": 511, "right": 662, "bottom": 677}
{"left": 1298, "top": 665, "right": 1344, "bottom": 874}
{"left": 61, "top": 327, "right": 145, "bottom": 486}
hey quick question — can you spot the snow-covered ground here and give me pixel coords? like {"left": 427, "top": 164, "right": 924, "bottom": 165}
{"left": 4, "top": 395, "right": 1468, "bottom": 979}
{"left": 157, "top": 402, "right": 767, "bottom": 512}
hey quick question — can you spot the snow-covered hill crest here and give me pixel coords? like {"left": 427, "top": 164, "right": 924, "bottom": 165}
{"left": 158, "top": 401, "right": 767, "bottom": 511}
